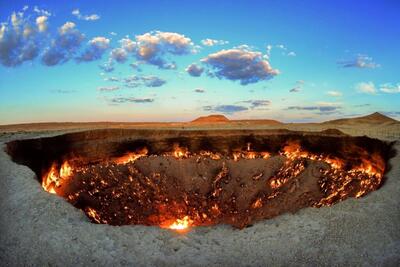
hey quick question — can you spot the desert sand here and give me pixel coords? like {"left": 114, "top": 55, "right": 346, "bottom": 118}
{"left": 1, "top": 112, "right": 399, "bottom": 140}
{"left": 0, "top": 112, "right": 399, "bottom": 266}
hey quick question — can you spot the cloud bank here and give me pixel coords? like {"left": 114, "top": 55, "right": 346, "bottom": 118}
{"left": 42, "top": 22, "right": 85, "bottom": 66}
{"left": 0, "top": 10, "right": 44, "bottom": 66}
{"left": 203, "top": 104, "right": 248, "bottom": 114}
{"left": 241, "top": 99, "right": 271, "bottom": 109}
{"left": 109, "top": 97, "right": 154, "bottom": 104}
{"left": 77, "top": 36, "right": 110, "bottom": 62}
{"left": 287, "top": 102, "right": 341, "bottom": 115}
{"left": 338, "top": 55, "right": 380, "bottom": 69}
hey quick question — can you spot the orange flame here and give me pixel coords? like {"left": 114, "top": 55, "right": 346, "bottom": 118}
{"left": 42, "top": 161, "right": 73, "bottom": 194}
{"left": 167, "top": 216, "right": 193, "bottom": 231}
{"left": 41, "top": 141, "right": 386, "bottom": 229}
{"left": 171, "top": 144, "right": 189, "bottom": 159}
{"left": 113, "top": 148, "right": 148, "bottom": 164}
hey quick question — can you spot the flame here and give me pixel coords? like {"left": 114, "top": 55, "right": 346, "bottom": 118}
{"left": 251, "top": 198, "right": 263, "bottom": 209}
{"left": 86, "top": 207, "right": 102, "bottom": 223}
{"left": 60, "top": 161, "right": 72, "bottom": 178}
{"left": 233, "top": 151, "right": 241, "bottom": 161}
{"left": 261, "top": 152, "right": 271, "bottom": 159}
{"left": 171, "top": 144, "right": 189, "bottom": 159}
{"left": 199, "top": 150, "right": 222, "bottom": 160}
{"left": 40, "top": 141, "right": 386, "bottom": 229}
{"left": 113, "top": 148, "right": 148, "bottom": 164}
{"left": 232, "top": 144, "right": 270, "bottom": 161}
{"left": 42, "top": 161, "right": 73, "bottom": 194}
{"left": 167, "top": 216, "right": 193, "bottom": 230}
{"left": 281, "top": 141, "right": 381, "bottom": 176}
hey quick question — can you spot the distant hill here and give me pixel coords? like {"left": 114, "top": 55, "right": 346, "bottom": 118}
{"left": 191, "top": 115, "right": 230, "bottom": 123}
{"left": 324, "top": 112, "right": 398, "bottom": 125}
{"left": 190, "top": 114, "right": 282, "bottom": 125}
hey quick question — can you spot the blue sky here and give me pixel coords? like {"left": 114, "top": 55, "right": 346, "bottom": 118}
{"left": 0, "top": 0, "right": 399, "bottom": 124}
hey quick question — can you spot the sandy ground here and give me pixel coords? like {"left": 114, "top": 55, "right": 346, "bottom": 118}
{"left": 0, "top": 120, "right": 399, "bottom": 266}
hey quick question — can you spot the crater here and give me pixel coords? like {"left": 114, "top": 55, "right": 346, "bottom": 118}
{"left": 6, "top": 129, "right": 395, "bottom": 230}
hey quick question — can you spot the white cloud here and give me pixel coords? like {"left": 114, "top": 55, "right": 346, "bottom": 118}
{"left": 276, "top": 44, "right": 286, "bottom": 50}
{"left": 99, "top": 59, "right": 114, "bottom": 72}
{"left": 33, "top": 6, "right": 51, "bottom": 16}
{"left": 356, "top": 82, "right": 376, "bottom": 94}
{"left": 104, "top": 77, "right": 119, "bottom": 82}
{"left": 201, "top": 46, "right": 279, "bottom": 85}
{"left": 108, "top": 97, "right": 154, "bottom": 104}
{"left": 110, "top": 48, "right": 128, "bottom": 63}
{"left": 97, "top": 86, "right": 119, "bottom": 92}
{"left": 134, "top": 31, "right": 193, "bottom": 68}
{"left": 266, "top": 45, "right": 272, "bottom": 55}
{"left": 120, "top": 37, "right": 136, "bottom": 52}
{"left": 241, "top": 99, "right": 271, "bottom": 109}
{"left": 0, "top": 11, "right": 40, "bottom": 66}
{"left": 326, "top": 90, "right": 343, "bottom": 97}
{"left": 36, "top": 16, "right": 48, "bottom": 32}
{"left": 42, "top": 21, "right": 85, "bottom": 66}
{"left": 141, "top": 75, "right": 166, "bottom": 87}
{"left": 77, "top": 36, "right": 110, "bottom": 62}
{"left": 89, "top": 37, "right": 110, "bottom": 50}
{"left": 338, "top": 55, "right": 380, "bottom": 69}
{"left": 102, "top": 31, "right": 194, "bottom": 70}
{"left": 201, "top": 38, "right": 229, "bottom": 46}
{"left": 380, "top": 83, "right": 400, "bottom": 94}
{"left": 186, "top": 63, "right": 204, "bottom": 77}
{"left": 72, "top": 9, "right": 100, "bottom": 21}
{"left": 287, "top": 102, "right": 341, "bottom": 115}
{"left": 203, "top": 104, "right": 248, "bottom": 114}
{"left": 122, "top": 75, "right": 167, "bottom": 88}
{"left": 59, "top": 21, "right": 76, "bottom": 34}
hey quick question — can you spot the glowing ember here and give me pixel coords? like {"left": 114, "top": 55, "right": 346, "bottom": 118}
{"left": 167, "top": 216, "right": 193, "bottom": 230}
{"left": 40, "top": 140, "right": 388, "bottom": 230}
{"left": 171, "top": 144, "right": 189, "bottom": 159}
{"left": 113, "top": 148, "right": 148, "bottom": 164}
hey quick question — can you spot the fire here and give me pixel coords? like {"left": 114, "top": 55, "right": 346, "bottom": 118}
{"left": 232, "top": 143, "right": 270, "bottom": 161}
{"left": 251, "top": 198, "right": 263, "bottom": 209}
{"left": 42, "top": 161, "right": 73, "bottom": 194}
{"left": 199, "top": 150, "right": 222, "bottom": 160}
{"left": 167, "top": 216, "right": 193, "bottom": 230}
{"left": 171, "top": 144, "right": 189, "bottom": 159}
{"left": 60, "top": 161, "right": 72, "bottom": 177}
{"left": 113, "top": 148, "right": 148, "bottom": 164}
{"left": 40, "top": 140, "right": 387, "bottom": 230}
{"left": 261, "top": 152, "right": 271, "bottom": 159}
{"left": 281, "top": 141, "right": 382, "bottom": 176}
{"left": 86, "top": 207, "right": 102, "bottom": 223}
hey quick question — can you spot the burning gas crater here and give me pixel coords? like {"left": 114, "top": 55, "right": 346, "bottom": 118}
{"left": 41, "top": 141, "right": 386, "bottom": 231}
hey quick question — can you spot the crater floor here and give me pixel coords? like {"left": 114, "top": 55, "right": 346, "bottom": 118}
{"left": 0, "top": 128, "right": 399, "bottom": 266}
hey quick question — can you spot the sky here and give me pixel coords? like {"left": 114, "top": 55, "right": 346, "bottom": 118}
{"left": 0, "top": 0, "right": 399, "bottom": 124}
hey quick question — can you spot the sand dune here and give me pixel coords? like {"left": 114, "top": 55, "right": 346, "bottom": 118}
{"left": 190, "top": 114, "right": 282, "bottom": 125}
{"left": 190, "top": 114, "right": 230, "bottom": 123}
{"left": 324, "top": 112, "right": 398, "bottom": 125}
